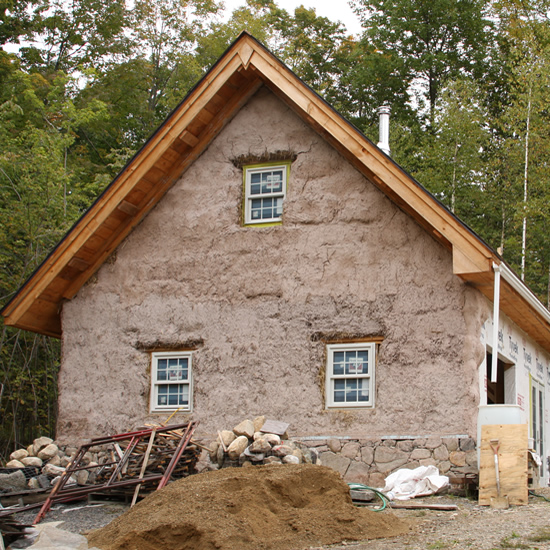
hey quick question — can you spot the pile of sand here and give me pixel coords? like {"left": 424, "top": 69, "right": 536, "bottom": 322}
{"left": 88, "top": 464, "right": 408, "bottom": 550}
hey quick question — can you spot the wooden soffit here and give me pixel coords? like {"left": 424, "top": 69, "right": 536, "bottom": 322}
{"left": 2, "top": 32, "right": 550, "bottom": 352}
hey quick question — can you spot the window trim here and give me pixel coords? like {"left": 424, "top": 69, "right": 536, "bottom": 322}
{"left": 243, "top": 161, "right": 290, "bottom": 226}
{"left": 150, "top": 351, "right": 193, "bottom": 413}
{"left": 325, "top": 342, "right": 376, "bottom": 409}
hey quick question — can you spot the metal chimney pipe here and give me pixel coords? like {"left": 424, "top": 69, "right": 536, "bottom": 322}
{"left": 377, "top": 105, "right": 391, "bottom": 156}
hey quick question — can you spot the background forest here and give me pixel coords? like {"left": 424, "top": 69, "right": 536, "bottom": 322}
{"left": 1, "top": 0, "right": 549, "bottom": 458}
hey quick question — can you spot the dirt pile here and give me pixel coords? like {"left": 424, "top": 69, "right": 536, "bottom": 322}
{"left": 87, "top": 464, "right": 408, "bottom": 550}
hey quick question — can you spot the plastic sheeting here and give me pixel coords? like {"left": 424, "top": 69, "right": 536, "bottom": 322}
{"left": 382, "top": 465, "right": 449, "bottom": 501}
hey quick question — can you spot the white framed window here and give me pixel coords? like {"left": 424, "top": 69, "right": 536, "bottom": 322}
{"left": 244, "top": 163, "right": 289, "bottom": 225}
{"left": 150, "top": 351, "right": 193, "bottom": 412}
{"left": 326, "top": 343, "right": 375, "bottom": 408}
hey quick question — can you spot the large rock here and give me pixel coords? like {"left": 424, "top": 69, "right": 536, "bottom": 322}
{"left": 433, "top": 445, "right": 449, "bottom": 461}
{"left": 341, "top": 442, "right": 360, "bottom": 460}
{"left": 33, "top": 436, "right": 53, "bottom": 456}
{"left": 282, "top": 455, "right": 300, "bottom": 464}
{"left": 250, "top": 438, "right": 271, "bottom": 454}
{"left": 319, "top": 451, "right": 351, "bottom": 476}
{"left": 6, "top": 459, "right": 24, "bottom": 468}
{"left": 373, "top": 446, "right": 409, "bottom": 474}
{"left": 21, "top": 456, "right": 43, "bottom": 468}
{"left": 48, "top": 454, "right": 61, "bottom": 467}
{"left": 233, "top": 419, "right": 255, "bottom": 439}
{"left": 0, "top": 469, "right": 27, "bottom": 490}
{"left": 219, "top": 430, "right": 236, "bottom": 449}
{"left": 10, "top": 449, "right": 29, "bottom": 462}
{"left": 253, "top": 416, "right": 266, "bottom": 432}
{"left": 449, "top": 451, "right": 466, "bottom": 467}
{"left": 263, "top": 433, "right": 281, "bottom": 446}
{"left": 43, "top": 464, "right": 66, "bottom": 476}
{"left": 37, "top": 443, "right": 59, "bottom": 461}
{"left": 227, "top": 436, "right": 249, "bottom": 460}
{"left": 272, "top": 445, "right": 294, "bottom": 458}
{"left": 345, "top": 461, "right": 371, "bottom": 484}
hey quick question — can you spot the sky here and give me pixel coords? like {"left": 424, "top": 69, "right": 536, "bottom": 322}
{"left": 222, "top": 0, "right": 364, "bottom": 36}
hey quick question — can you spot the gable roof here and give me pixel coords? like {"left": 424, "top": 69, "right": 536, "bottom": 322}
{"left": 3, "top": 32, "right": 550, "bottom": 352}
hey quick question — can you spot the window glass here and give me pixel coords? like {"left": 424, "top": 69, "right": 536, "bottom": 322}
{"left": 326, "top": 343, "right": 376, "bottom": 408}
{"left": 245, "top": 164, "right": 288, "bottom": 225}
{"left": 151, "top": 352, "right": 192, "bottom": 412}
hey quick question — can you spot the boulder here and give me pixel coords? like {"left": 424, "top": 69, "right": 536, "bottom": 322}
{"left": 28, "top": 477, "right": 41, "bottom": 489}
{"left": 48, "top": 455, "right": 61, "bottom": 467}
{"left": 76, "top": 470, "right": 89, "bottom": 485}
{"left": 37, "top": 443, "right": 59, "bottom": 461}
{"left": 33, "top": 436, "right": 53, "bottom": 456}
{"left": 250, "top": 438, "right": 271, "bottom": 454}
{"left": 282, "top": 455, "right": 300, "bottom": 464}
{"left": 263, "top": 433, "right": 281, "bottom": 446}
{"left": 21, "top": 457, "right": 43, "bottom": 468}
{"left": 263, "top": 456, "right": 282, "bottom": 464}
{"left": 227, "top": 436, "right": 249, "bottom": 460}
{"left": 319, "top": 451, "right": 351, "bottom": 476}
{"left": 6, "top": 459, "right": 24, "bottom": 469}
{"left": 272, "top": 445, "right": 294, "bottom": 458}
{"left": 10, "top": 449, "right": 29, "bottom": 462}
{"left": 27, "top": 444, "right": 35, "bottom": 457}
{"left": 43, "top": 464, "right": 66, "bottom": 476}
{"left": 0, "top": 469, "right": 27, "bottom": 490}
{"left": 253, "top": 416, "right": 266, "bottom": 432}
{"left": 233, "top": 420, "right": 255, "bottom": 439}
{"left": 219, "top": 430, "right": 236, "bottom": 449}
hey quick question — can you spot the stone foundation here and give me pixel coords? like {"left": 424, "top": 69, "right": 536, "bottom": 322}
{"left": 296, "top": 435, "right": 478, "bottom": 488}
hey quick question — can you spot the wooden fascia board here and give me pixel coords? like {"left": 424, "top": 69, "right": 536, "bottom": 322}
{"left": 249, "top": 48, "right": 495, "bottom": 278}
{"left": 3, "top": 45, "right": 251, "bottom": 327}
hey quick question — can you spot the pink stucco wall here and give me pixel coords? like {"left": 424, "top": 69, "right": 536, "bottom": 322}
{"left": 57, "top": 87, "right": 488, "bottom": 442}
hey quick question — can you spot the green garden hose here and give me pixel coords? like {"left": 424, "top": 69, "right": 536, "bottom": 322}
{"left": 348, "top": 483, "right": 389, "bottom": 512}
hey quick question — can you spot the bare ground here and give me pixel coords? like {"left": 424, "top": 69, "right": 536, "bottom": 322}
{"left": 323, "top": 490, "right": 550, "bottom": 550}
{"left": 12, "top": 486, "right": 550, "bottom": 550}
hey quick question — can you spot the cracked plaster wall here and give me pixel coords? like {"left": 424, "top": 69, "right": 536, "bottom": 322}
{"left": 57, "top": 87, "right": 489, "bottom": 442}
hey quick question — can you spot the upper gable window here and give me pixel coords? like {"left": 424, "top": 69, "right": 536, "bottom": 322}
{"left": 243, "top": 163, "right": 289, "bottom": 225}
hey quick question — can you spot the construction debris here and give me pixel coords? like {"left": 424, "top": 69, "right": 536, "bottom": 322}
{"left": 0, "top": 422, "right": 199, "bottom": 524}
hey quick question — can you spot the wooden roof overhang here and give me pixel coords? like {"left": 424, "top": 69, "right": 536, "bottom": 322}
{"left": 3, "top": 32, "right": 550, "bottom": 353}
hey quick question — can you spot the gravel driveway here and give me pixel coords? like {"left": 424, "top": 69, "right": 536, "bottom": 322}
{"left": 7, "top": 489, "right": 550, "bottom": 550}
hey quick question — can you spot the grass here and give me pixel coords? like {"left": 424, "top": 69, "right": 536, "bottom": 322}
{"left": 528, "top": 527, "right": 550, "bottom": 542}
{"left": 499, "top": 535, "right": 530, "bottom": 549}
{"left": 427, "top": 542, "right": 448, "bottom": 549}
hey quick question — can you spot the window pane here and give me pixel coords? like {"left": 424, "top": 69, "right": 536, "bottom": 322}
{"left": 251, "top": 199, "right": 262, "bottom": 219}
{"left": 251, "top": 173, "right": 261, "bottom": 183}
{"left": 358, "top": 379, "right": 370, "bottom": 402}
{"left": 334, "top": 380, "right": 346, "bottom": 402}
{"left": 157, "top": 359, "right": 167, "bottom": 381}
{"left": 157, "top": 385, "right": 168, "bottom": 406}
{"left": 274, "top": 198, "right": 283, "bottom": 217}
{"left": 251, "top": 183, "right": 261, "bottom": 195}
{"left": 345, "top": 378, "right": 357, "bottom": 402}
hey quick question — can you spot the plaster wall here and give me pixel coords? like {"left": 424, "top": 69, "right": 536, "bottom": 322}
{"left": 58, "top": 87, "right": 489, "bottom": 442}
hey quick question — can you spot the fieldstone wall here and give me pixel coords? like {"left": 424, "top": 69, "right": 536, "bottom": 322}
{"left": 297, "top": 435, "right": 477, "bottom": 487}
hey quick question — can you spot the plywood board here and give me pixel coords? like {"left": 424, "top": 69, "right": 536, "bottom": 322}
{"left": 478, "top": 424, "right": 528, "bottom": 506}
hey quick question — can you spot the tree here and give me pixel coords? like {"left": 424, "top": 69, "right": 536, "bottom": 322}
{"left": 351, "top": 0, "right": 492, "bottom": 128}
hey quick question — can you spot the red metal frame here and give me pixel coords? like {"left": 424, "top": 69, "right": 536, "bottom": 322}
{"left": 32, "top": 421, "right": 197, "bottom": 524}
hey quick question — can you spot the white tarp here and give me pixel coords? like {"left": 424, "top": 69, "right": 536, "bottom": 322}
{"left": 382, "top": 465, "right": 449, "bottom": 501}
